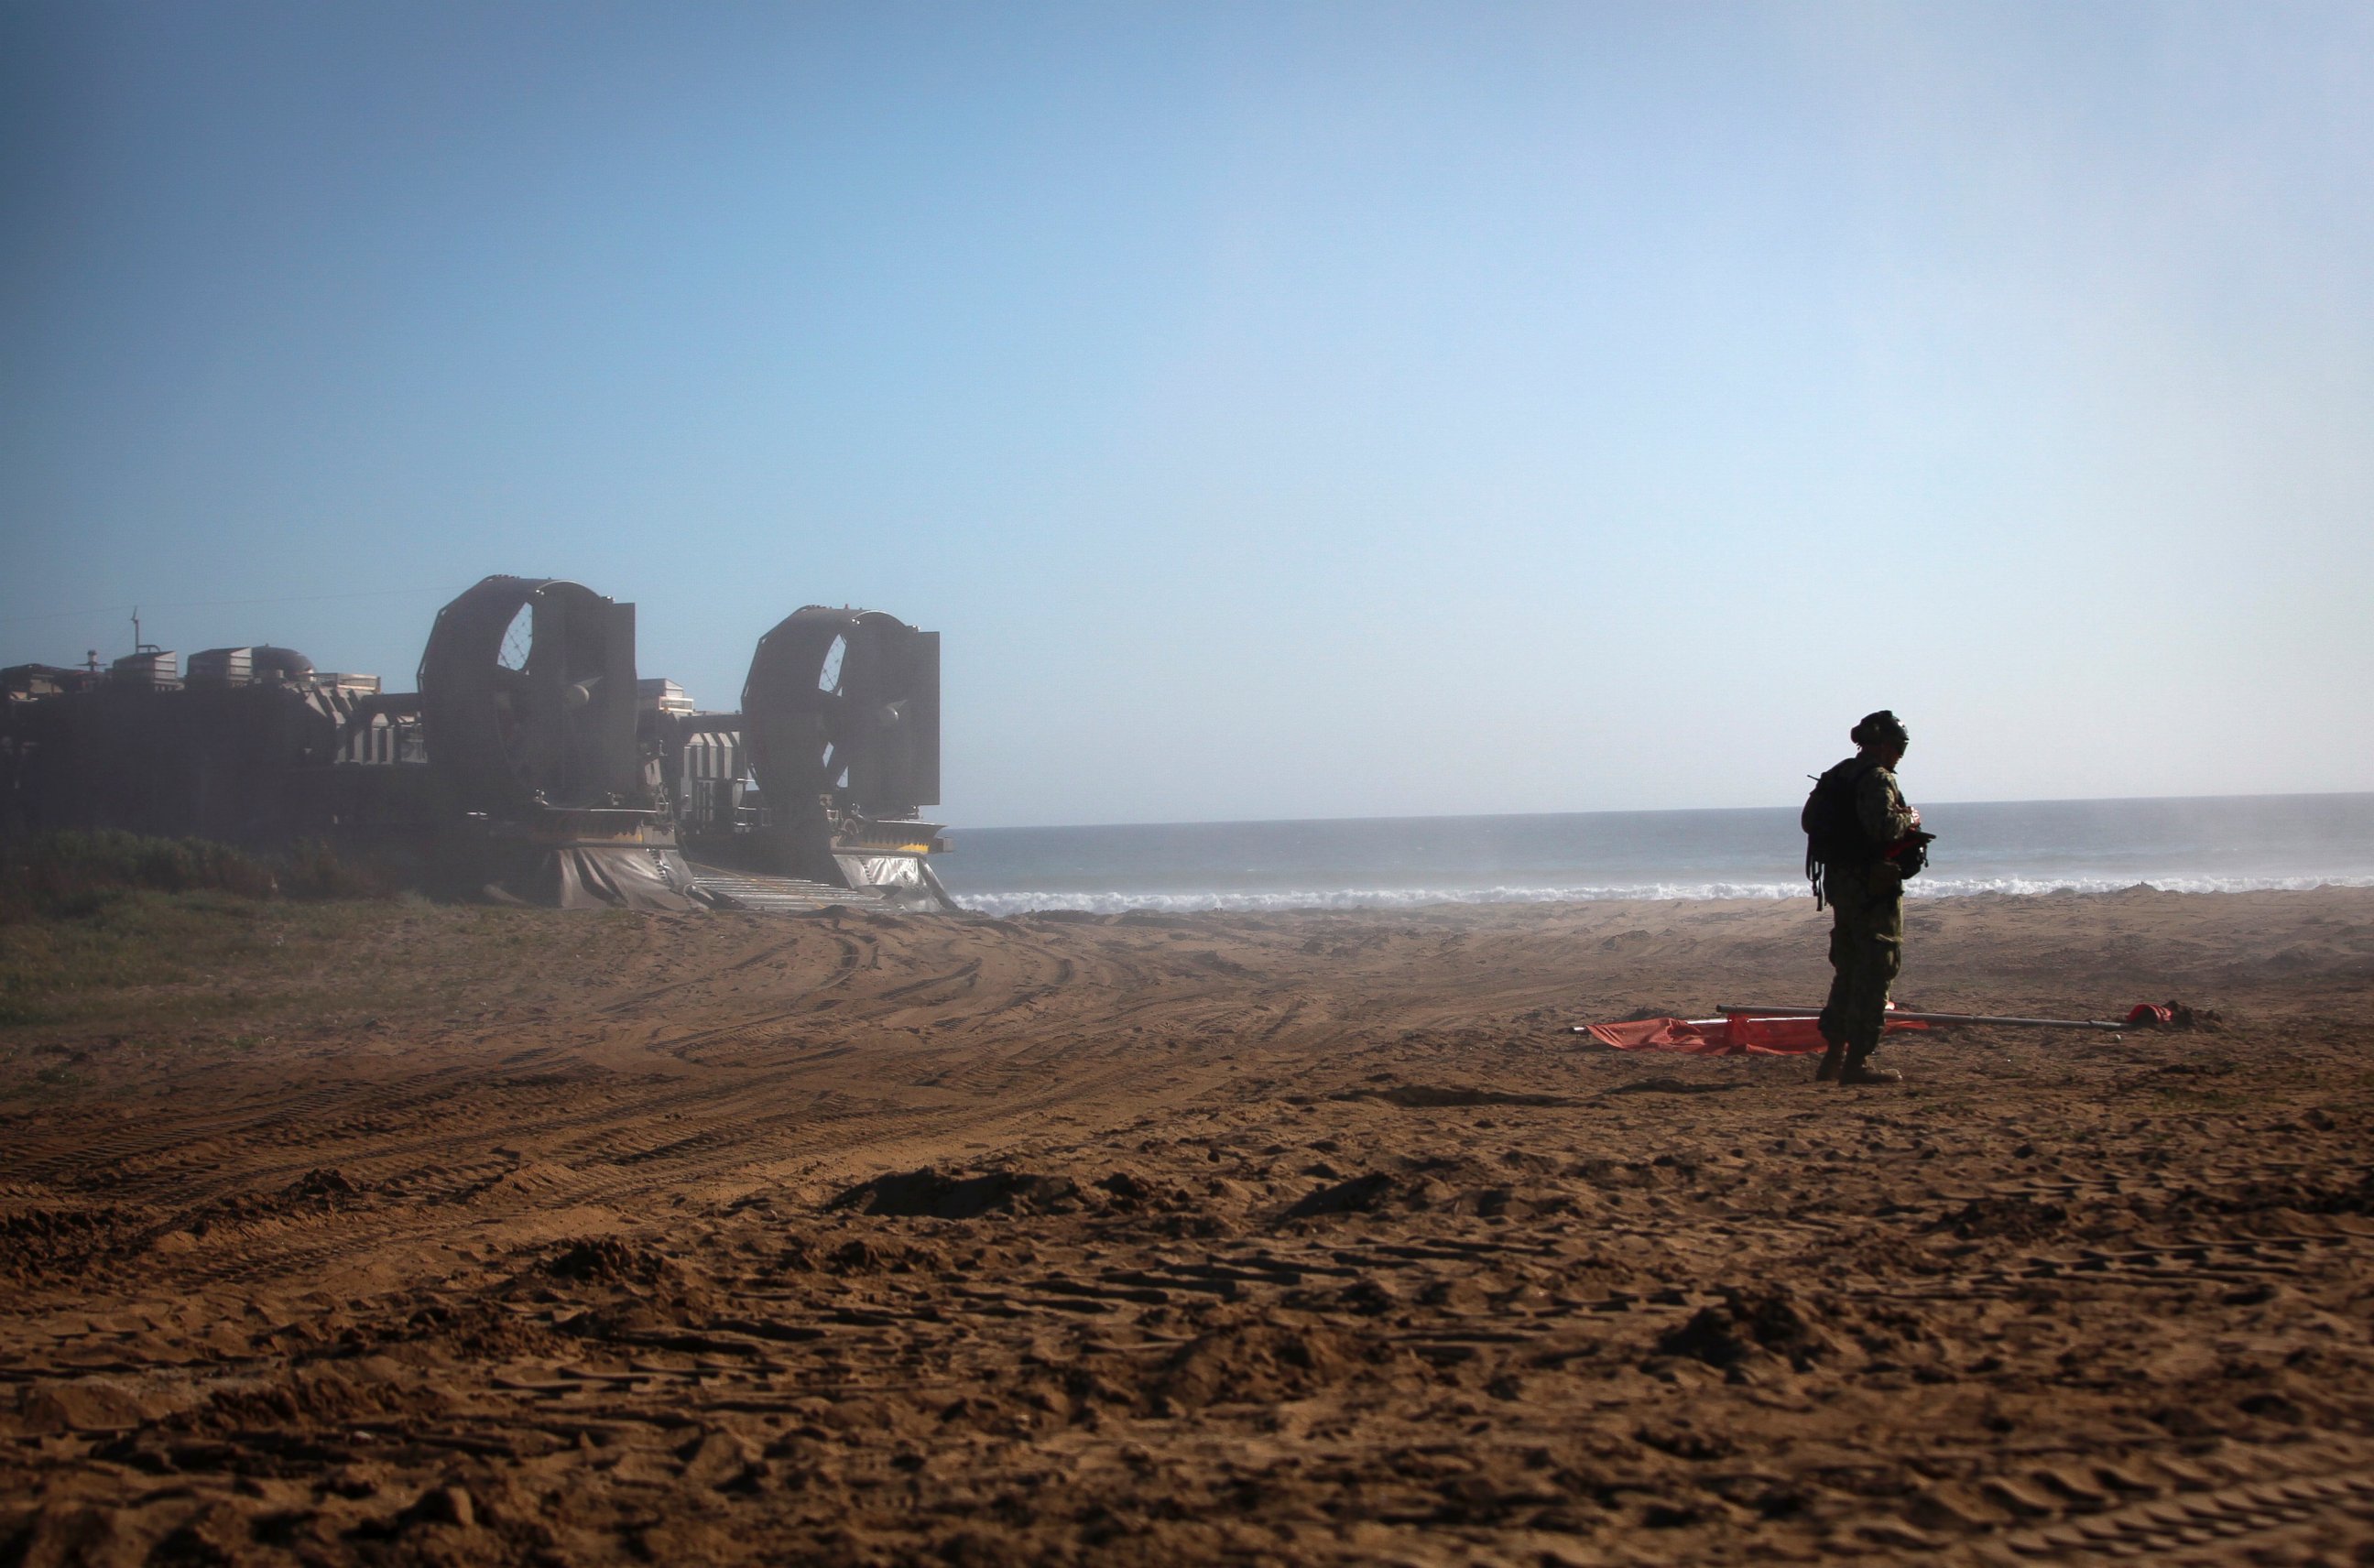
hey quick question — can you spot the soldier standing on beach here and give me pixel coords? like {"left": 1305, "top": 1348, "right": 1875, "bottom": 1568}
{"left": 1802, "top": 710, "right": 1925, "bottom": 1087}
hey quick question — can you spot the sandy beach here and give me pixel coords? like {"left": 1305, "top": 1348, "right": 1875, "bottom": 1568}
{"left": 5, "top": 886, "right": 2373, "bottom": 1564}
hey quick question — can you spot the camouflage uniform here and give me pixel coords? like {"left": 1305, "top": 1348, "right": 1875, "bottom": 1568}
{"left": 1816, "top": 763, "right": 1920, "bottom": 1067}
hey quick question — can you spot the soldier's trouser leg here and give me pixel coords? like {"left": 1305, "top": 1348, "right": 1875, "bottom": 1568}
{"left": 1817, "top": 909, "right": 1856, "bottom": 1048}
{"left": 1816, "top": 903, "right": 1856, "bottom": 1079}
{"left": 1838, "top": 881, "right": 1904, "bottom": 1071}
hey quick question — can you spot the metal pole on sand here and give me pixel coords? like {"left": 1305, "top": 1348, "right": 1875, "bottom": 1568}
{"left": 1714, "top": 1003, "right": 2131, "bottom": 1032}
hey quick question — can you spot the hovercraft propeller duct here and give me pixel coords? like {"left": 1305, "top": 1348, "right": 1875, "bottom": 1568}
{"left": 743, "top": 607, "right": 942, "bottom": 895}
{"left": 419, "top": 576, "right": 641, "bottom": 814}
{"left": 417, "top": 576, "right": 698, "bottom": 909}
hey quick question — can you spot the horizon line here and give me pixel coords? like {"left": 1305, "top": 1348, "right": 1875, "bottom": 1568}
{"left": 951, "top": 789, "right": 2374, "bottom": 835}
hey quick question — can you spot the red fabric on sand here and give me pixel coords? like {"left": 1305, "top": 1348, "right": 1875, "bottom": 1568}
{"left": 1583, "top": 1014, "right": 1928, "bottom": 1057}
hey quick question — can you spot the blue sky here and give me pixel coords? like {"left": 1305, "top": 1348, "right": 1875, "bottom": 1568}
{"left": 5, "top": 2, "right": 2369, "bottom": 827}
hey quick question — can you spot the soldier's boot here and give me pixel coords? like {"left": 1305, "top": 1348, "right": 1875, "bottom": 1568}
{"left": 1839, "top": 1043, "right": 1901, "bottom": 1087}
{"left": 1815, "top": 1040, "right": 1846, "bottom": 1083}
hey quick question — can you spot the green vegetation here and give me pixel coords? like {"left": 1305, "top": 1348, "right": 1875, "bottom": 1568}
{"left": 0, "top": 829, "right": 396, "bottom": 924}
{"left": 0, "top": 830, "right": 276, "bottom": 920}
{"left": 3, "top": 890, "right": 377, "bottom": 1032}
{"left": 0, "top": 833, "right": 648, "bottom": 1069}
{"left": 0, "top": 872, "right": 670, "bottom": 1077}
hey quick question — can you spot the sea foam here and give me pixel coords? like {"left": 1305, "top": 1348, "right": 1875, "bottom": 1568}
{"left": 952, "top": 874, "right": 2374, "bottom": 918}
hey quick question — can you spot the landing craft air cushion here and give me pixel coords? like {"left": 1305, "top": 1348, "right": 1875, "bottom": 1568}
{"left": 0, "top": 577, "right": 952, "bottom": 912}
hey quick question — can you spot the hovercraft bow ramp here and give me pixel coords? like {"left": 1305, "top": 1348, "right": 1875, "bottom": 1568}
{"left": 685, "top": 863, "right": 908, "bottom": 913}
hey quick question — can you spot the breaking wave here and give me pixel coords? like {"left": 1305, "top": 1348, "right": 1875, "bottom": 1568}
{"left": 953, "top": 873, "right": 2374, "bottom": 918}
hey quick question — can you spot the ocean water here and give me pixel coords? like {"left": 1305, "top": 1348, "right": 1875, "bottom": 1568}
{"left": 931, "top": 793, "right": 2374, "bottom": 917}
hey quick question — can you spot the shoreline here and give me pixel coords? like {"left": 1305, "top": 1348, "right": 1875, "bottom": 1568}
{"left": 944, "top": 872, "right": 2374, "bottom": 917}
{"left": 949, "top": 787, "right": 2374, "bottom": 835}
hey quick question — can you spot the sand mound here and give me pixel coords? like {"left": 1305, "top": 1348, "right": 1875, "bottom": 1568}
{"left": 1154, "top": 1316, "right": 1405, "bottom": 1410}
{"left": 545, "top": 1236, "right": 673, "bottom": 1285}
{"left": 1932, "top": 1194, "right": 2072, "bottom": 1241}
{"left": 1283, "top": 1155, "right": 1560, "bottom": 1223}
{"left": 282, "top": 1165, "right": 365, "bottom": 1201}
{"left": 830, "top": 1166, "right": 1085, "bottom": 1218}
{"left": 0, "top": 1205, "right": 145, "bottom": 1281}
{"left": 1654, "top": 1287, "right": 1835, "bottom": 1370}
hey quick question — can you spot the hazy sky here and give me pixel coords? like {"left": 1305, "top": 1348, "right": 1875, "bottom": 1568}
{"left": 5, "top": 2, "right": 2369, "bottom": 827}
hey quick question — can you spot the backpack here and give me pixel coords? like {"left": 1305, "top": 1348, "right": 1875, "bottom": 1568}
{"left": 1802, "top": 758, "right": 1880, "bottom": 909}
